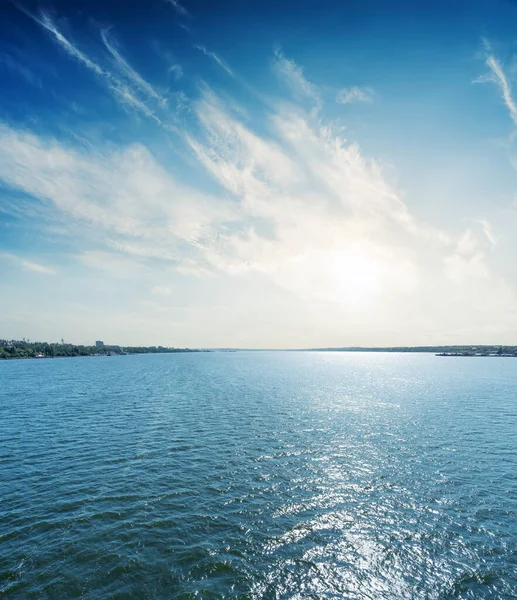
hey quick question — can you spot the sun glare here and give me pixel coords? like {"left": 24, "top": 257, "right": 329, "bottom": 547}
{"left": 328, "top": 249, "right": 383, "bottom": 306}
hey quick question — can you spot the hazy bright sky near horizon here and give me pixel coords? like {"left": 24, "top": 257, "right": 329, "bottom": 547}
{"left": 1, "top": 0, "right": 517, "bottom": 348}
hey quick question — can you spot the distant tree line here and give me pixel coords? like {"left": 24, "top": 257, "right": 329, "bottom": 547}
{"left": 0, "top": 339, "right": 201, "bottom": 360}
{"left": 308, "top": 345, "right": 517, "bottom": 355}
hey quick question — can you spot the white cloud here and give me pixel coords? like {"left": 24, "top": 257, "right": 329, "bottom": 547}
{"left": 336, "top": 86, "right": 374, "bottom": 104}
{"left": 179, "top": 23, "right": 193, "bottom": 36}
{"left": 165, "top": 0, "right": 189, "bottom": 17}
{"left": 444, "top": 252, "right": 488, "bottom": 282}
{"left": 273, "top": 49, "right": 322, "bottom": 112}
{"left": 0, "top": 252, "right": 56, "bottom": 275}
{"left": 456, "top": 229, "right": 478, "bottom": 256}
{"left": 0, "top": 85, "right": 506, "bottom": 324}
{"left": 2, "top": 45, "right": 517, "bottom": 345}
{"left": 79, "top": 250, "right": 145, "bottom": 278}
{"left": 152, "top": 285, "right": 172, "bottom": 295}
{"left": 479, "top": 219, "right": 497, "bottom": 248}
{"left": 101, "top": 29, "right": 167, "bottom": 107}
{"left": 184, "top": 92, "right": 426, "bottom": 305}
{"left": 169, "top": 63, "right": 183, "bottom": 80}
{"left": 195, "top": 46, "right": 233, "bottom": 77}
{"left": 442, "top": 220, "right": 501, "bottom": 283}
{"left": 477, "top": 43, "right": 517, "bottom": 126}
{"left": 152, "top": 42, "right": 184, "bottom": 81}
{"left": 22, "top": 9, "right": 177, "bottom": 132}
{"left": 0, "top": 122, "right": 237, "bottom": 269}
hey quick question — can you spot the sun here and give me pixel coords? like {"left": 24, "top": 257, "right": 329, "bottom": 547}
{"left": 273, "top": 244, "right": 389, "bottom": 307}
{"left": 327, "top": 248, "right": 384, "bottom": 306}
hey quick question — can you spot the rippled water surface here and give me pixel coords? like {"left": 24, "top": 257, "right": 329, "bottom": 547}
{"left": 1, "top": 351, "right": 516, "bottom": 599}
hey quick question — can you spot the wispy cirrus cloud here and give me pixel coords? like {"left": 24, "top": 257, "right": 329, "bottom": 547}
{"left": 0, "top": 120, "right": 236, "bottom": 268}
{"left": 273, "top": 49, "right": 322, "bottom": 111}
{"left": 151, "top": 41, "right": 183, "bottom": 81}
{"left": 0, "top": 50, "right": 494, "bottom": 303}
{"left": 195, "top": 45, "right": 233, "bottom": 77}
{"left": 1, "top": 42, "right": 514, "bottom": 342}
{"left": 101, "top": 28, "right": 167, "bottom": 107}
{"left": 179, "top": 23, "right": 193, "bottom": 36}
{"left": 0, "top": 252, "right": 56, "bottom": 275}
{"left": 19, "top": 8, "right": 177, "bottom": 132}
{"left": 479, "top": 219, "right": 497, "bottom": 247}
{"left": 476, "top": 40, "right": 517, "bottom": 126}
{"left": 169, "top": 63, "right": 183, "bottom": 80}
{"left": 182, "top": 58, "right": 511, "bottom": 325}
{"left": 165, "top": 0, "right": 189, "bottom": 17}
{"left": 336, "top": 86, "right": 374, "bottom": 104}
{"left": 186, "top": 91, "right": 421, "bottom": 298}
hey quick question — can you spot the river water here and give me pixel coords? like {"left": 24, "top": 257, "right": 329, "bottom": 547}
{"left": 1, "top": 351, "right": 516, "bottom": 598}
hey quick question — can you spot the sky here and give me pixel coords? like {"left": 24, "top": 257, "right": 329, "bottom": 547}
{"left": 1, "top": 0, "right": 517, "bottom": 348}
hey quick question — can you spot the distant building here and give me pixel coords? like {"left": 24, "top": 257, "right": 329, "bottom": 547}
{"left": 95, "top": 340, "right": 104, "bottom": 348}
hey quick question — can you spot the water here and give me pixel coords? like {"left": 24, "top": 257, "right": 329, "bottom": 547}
{"left": 1, "top": 352, "right": 516, "bottom": 599}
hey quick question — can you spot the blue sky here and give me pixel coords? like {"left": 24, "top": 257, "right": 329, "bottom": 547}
{"left": 1, "top": 0, "right": 517, "bottom": 347}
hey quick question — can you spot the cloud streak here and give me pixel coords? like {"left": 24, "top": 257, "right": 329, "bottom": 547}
{"left": 169, "top": 63, "right": 183, "bottom": 80}
{"left": 477, "top": 42, "right": 517, "bottom": 126}
{"left": 336, "top": 86, "right": 374, "bottom": 104}
{"left": 485, "top": 54, "right": 517, "bottom": 124}
{"left": 0, "top": 252, "right": 56, "bottom": 274}
{"left": 165, "top": 0, "right": 189, "bottom": 17}
{"left": 273, "top": 49, "right": 322, "bottom": 111}
{"left": 101, "top": 29, "right": 167, "bottom": 107}
{"left": 195, "top": 46, "right": 233, "bottom": 77}
{"left": 20, "top": 8, "right": 177, "bottom": 132}
{"left": 0, "top": 121, "right": 235, "bottom": 267}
